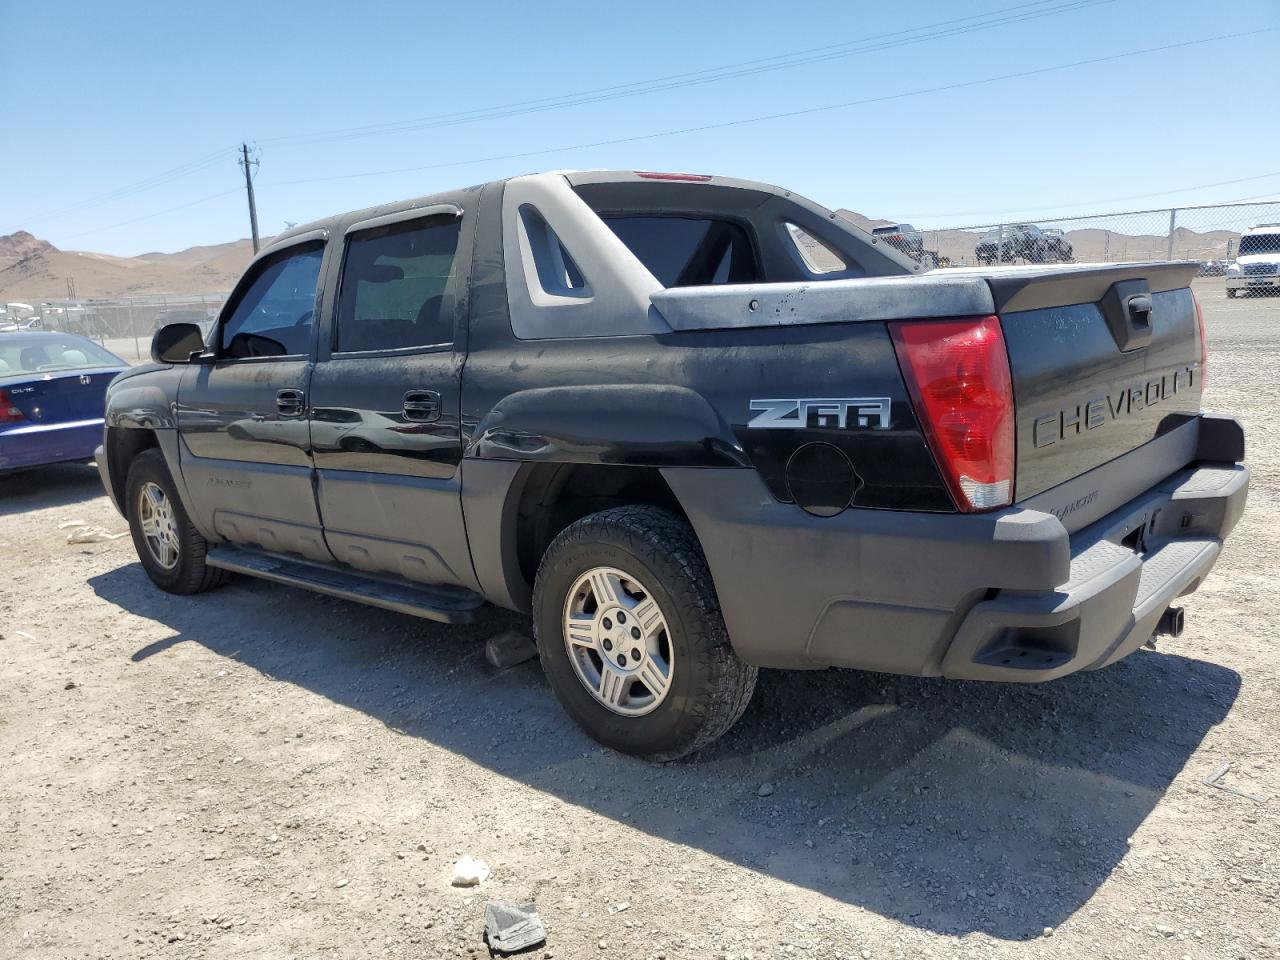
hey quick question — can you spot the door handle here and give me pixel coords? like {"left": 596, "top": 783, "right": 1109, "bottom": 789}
{"left": 402, "top": 389, "right": 441, "bottom": 422}
{"left": 276, "top": 388, "right": 305, "bottom": 417}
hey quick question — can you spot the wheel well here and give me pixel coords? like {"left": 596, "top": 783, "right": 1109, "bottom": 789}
{"left": 513, "top": 463, "right": 688, "bottom": 587}
{"left": 106, "top": 427, "right": 159, "bottom": 509}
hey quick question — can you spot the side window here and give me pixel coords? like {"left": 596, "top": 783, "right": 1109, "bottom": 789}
{"left": 785, "top": 223, "right": 847, "bottom": 275}
{"left": 519, "top": 205, "right": 588, "bottom": 296}
{"left": 336, "top": 216, "right": 462, "bottom": 353}
{"left": 220, "top": 244, "right": 323, "bottom": 359}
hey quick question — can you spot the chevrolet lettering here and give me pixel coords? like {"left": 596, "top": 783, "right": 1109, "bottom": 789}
{"left": 1032, "top": 363, "right": 1201, "bottom": 449}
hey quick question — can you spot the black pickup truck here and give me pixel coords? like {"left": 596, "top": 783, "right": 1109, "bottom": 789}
{"left": 98, "top": 171, "right": 1248, "bottom": 760}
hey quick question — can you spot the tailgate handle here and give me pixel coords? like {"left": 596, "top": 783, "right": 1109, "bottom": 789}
{"left": 1127, "top": 294, "right": 1152, "bottom": 328}
{"left": 1101, "top": 279, "right": 1154, "bottom": 352}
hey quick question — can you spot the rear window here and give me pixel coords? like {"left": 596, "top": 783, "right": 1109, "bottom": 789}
{"left": 600, "top": 215, "right": 759, "bottom": 287}
{"left": 0, "top": 335, "right": 123, "bottom": 376}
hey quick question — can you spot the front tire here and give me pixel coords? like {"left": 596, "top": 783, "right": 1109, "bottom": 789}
{"left": 125, "top": 448, "right": 227, "bottom": 595}
{"left": 533, "top": 506, "right": 757, "bottom": 761}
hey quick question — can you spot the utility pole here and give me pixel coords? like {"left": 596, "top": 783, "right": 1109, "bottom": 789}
{"left": 239, "top": 143, "right": 260, "bottom": 254}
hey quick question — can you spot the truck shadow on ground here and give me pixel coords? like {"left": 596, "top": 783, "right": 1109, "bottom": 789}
{"left": 92, "top": 563, "right": 1240, "bottom": 941}
{"left": 0, "top": 462, "right": 104, "bottom": 515}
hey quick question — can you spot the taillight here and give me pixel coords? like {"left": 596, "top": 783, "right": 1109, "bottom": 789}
{"left": 1193, "top": 290, "right": 1208, "bottom": 391}
{"left": 889, "top": 315, "right": 1015, "bottom": 513}
{"left": 0, "top": 389, "right": 27, "bottom": 426}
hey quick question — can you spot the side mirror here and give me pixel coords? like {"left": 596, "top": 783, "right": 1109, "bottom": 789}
{"left": 151, "top": 322, "right": 207, "bottom": 364}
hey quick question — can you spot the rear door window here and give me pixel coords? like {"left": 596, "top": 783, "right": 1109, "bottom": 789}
{"left": 600, "top": 215, "right": 759, "bottom": 287}
{"left": 336, "top": 216, "right": 462, "bottom": 353}
{"left": 220, "top": 243, "right": 323, "bottom": 359}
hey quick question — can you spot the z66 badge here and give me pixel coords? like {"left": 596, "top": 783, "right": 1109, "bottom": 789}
{"left": 747, "top": 397, "right": 891, "bottom": 430}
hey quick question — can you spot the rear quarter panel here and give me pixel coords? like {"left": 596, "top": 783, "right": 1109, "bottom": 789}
{"left": 462, "top": 321, "right": 952, "bottom": 511}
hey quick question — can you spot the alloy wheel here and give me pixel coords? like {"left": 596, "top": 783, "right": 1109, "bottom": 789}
{"left": 137, "top": 481, "right": 180, "bottom": 570}
{"left": 562, "top": 566, "right": 674, "bottom": 716}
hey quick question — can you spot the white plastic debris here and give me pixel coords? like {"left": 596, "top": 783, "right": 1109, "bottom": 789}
{"left": 65, "top": 525, "right": 128, "bottom": 544}
{"left": 451, "top": 854, "right": 491, "bottom": 887}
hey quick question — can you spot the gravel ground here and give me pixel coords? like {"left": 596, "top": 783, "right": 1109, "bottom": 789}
{"left": 2, "top": 280, "right": 1277, "bottom": 959}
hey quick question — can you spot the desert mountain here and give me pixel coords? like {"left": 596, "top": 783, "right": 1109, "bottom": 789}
{"left": 0, "top": 230, "right": 57, "bottom": 261}
{"left": 0, "top": 233, "right": 262, "bottom": 301}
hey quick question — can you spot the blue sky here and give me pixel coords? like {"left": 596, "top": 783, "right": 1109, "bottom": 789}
{"left": 2, "top": 0, "right": 1276, "bottom": 255}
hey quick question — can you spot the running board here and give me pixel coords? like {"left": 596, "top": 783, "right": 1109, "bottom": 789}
{"left": 205, "top": 545, "right": 486, "bottom": 624}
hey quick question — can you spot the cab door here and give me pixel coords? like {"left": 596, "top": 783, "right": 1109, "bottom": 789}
{"left": 176, "top": 235, "right": 331, "bottom": 562}
{"left": 308, "top": 205, "right": 480, "bottom": 590}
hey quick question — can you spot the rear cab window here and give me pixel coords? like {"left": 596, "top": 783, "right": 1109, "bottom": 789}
{"left": 569, "top": 175, "right": 907, "bottom": 289}
{"left": 599, "top": 216, "right": 759, "bottom": 287}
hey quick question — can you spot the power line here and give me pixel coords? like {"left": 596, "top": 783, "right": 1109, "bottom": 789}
{"left": 898, "top": 171, "right": 1280, "bottom": 223}
{"left": 263, "top": 27, "right": 1276, "bottom": 190}
{"left": 21, "top": 149, "right": 231, "bottom": 226}
{"left": 56, "top": 188, "right": 243, "bottom": 244}
{"left": 261, "top": 0, "right": 1110, "bottom": 150}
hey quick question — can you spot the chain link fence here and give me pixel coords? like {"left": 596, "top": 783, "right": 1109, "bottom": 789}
{"left": 866, "top": 200, "right": 1280, "bottom": 276}
{"left": 17, "top": 293, "right": 228, "bottom": 363}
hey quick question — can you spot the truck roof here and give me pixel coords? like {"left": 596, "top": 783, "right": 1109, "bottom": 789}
{"left": 255, "top": 170, "right": 922, "bottom": 276}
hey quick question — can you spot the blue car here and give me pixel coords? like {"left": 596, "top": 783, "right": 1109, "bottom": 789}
{"left": 0, "top": 332, "right": 129, "bottom": 474}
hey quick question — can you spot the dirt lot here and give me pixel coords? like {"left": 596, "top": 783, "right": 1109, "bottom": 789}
{"left": 2, "top": 280, "right": 1277, "bottom": 960}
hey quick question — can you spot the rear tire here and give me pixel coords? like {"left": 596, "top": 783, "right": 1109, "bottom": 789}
{"left": 1227, "top": 288, "right": 1237, "bottom": 298}
{"left": 533, "top": 506, "right": 757, "bottom": 761}
{"left": 125, "top": 448, "right": 227, "bottom": 595}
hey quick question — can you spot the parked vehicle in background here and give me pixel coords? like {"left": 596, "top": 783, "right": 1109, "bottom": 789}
{"left": 0, "top": 316, "right": 43, "bottom": 333}
{"left": 1197, "top": 259, "right": 1227, "bottom": 277}
{"left": 1226, "top": 224, "right": 1280, "bottom": 297}
{"left": 4, "top": 302, "right": 37, "bottom": 324}
{"left": 871, "top": 222, "right": 925, "bottom": 260}
{"left": 1042, "top": 228, "right": 1074, "bottom": 263}
{"left": 0, "top": 332, "right": 128, "bottom": 473}
{"left": 154, "top": 307, "right": 218, "bottom": 337}
{"left": 98, "top": 170, "right": 1246, "bottom": 760}
{"left": 975, "top": 223, "right": 1049, "bottom": 264}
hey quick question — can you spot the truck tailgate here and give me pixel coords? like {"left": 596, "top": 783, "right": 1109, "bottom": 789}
{"left": 985, "top": 262, "right": 1204, "bottom": 507}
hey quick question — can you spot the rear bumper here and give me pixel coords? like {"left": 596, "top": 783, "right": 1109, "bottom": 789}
{"left": 938, "top": 463, "right": 1244, "bottom": 681}
{"left": 662, "top": 418, "right": 1248, "bottom": 681}
{"left": 0, "top": 418, "right": 103, "bottom": 471}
